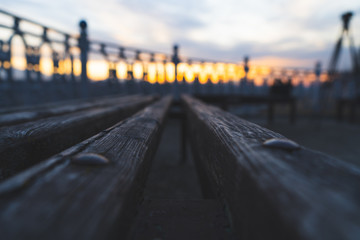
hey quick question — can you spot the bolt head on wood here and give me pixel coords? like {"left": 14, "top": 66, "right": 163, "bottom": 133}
{"left": 263, "top": 138, "right": 300, "bottom": 150}
{"left": 71, "top": 153, "right": 109, "bottom": 166}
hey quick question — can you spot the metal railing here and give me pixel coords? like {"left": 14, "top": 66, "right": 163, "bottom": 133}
{"left": 0, "top": 9, "right": 324, "bottom": 86}
{"left": 3, "top": 8, "right": 356, "bottom": 112}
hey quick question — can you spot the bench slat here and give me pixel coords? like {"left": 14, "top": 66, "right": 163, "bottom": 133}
{"left": 0, "top": 95, "right": 144, "bottom": 127}
{"left": 183, "top": 95, "right": 360, "bottom": 240}
{"left": 0, "top": 95, "right": 103, "bottom": 114}
{"left": 195, "top": 94, "right": 297, "bottom": 123}
{"left": 0, "top": 95, "right": 155, "bottom": 180}
{"left": 0, "top": 96, "right": 172, "bottom": 240}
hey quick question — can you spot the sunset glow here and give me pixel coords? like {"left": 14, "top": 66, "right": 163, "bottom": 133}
{"left": 4, "top": 38, "right": 330, "bottom": 85}
{"left": 6, "top": 55, "right": 328, "bottom": 86}
{"left": 133, "top": 61, "right": 143, "bottom": 80}
{"left": 165, "top": 63, "right": 175, "bottom": 83}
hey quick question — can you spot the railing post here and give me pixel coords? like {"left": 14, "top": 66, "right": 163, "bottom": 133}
{"left": 79, "top": 20, "right": 89, "bottom": 97}
{"left": 313, "top": 61, "right": 321, "bottom": 113}
{"left": 172, "top": 44, "right": 180, "bottom": 99}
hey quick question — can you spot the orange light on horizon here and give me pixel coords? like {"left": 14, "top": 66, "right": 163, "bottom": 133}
{"left": 198, "top": 65, "right": 207, "bottom": 84}
{"left": 254, "top": 76, "right": 264, "bottom": 86}
{"left": 303, "top": 73, "right": 317, "bottom": 87}
{"left": 176, "top": 63, "right": 186, "bottom": 82}
{"left": 226, "top": 64, "right": 237, "bottom": 83}
{"left": 210, "top": 65, "right": 219, "bottom": 84}
{"left": 57, "top": 60, "right": 65, "bottom": 74}
{"left": 320, "top": 72, "right": 328, "bottom": 83}
{"left": 5, "top": 55, "right": 331, "bottom": 86}
{"left": 235, "top": 66, "right": 245, "bottom": 80}
{"left": 116, "top": 61, "right": 127, "bottom": 80}
{"left": 62, "top": 58, "right": 74, "bottom": 75}
{"left": 215, "top": 63, "right": 225, "bottom": 83}
{"left": 192, "top": 64, "right": 201, "bottom": 80}
{"left": 87, "top": 60, "right": 107, "bottom": 80}
{"left": 3, "top": 61, "right": 11, "bottom": 69}
{"left": 10, "top": 37, "right": 26, "bottom": 71}
{"left": 73, "top": 59, "right": 81, "bottom": 76}
{"left": 133, "top": 61, "right": 143, "bottom": 80}
{"left": 147, "top": 62, "right": 157, "bottom": 84}
{"left": 165, "top": 62, "right": 175, "bottom": 83}
{"left": 247, "top": 67, "right": 256, "bottom": 80}
{"left": 184, "top": 64, "right": 195, "bottom": 83}
{"left": 10, "top": 56, "right": 26, "bottom": 71}
{"left": 39, "top": 57, "right": 53, "bottom": 76}
{"left": 156, "top": 62, "right": 165, "bottom": 84}
{"left": 39, "top": 44, "right": 54, "bottom": 77}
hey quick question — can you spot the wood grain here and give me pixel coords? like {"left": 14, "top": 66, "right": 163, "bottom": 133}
{"left": 0, "top": 95, "right": 155, "bottom": 180}
{"left": 183, "top": 95, "right": 360, "bottom": 240}
{"left": 0, "top": 96, "right": 172, "bottom": 240}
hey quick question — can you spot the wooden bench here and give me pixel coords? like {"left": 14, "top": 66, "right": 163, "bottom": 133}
{"left": 0, "top": 95, "right": 146, "bottom": 127}
{"left": 183, "top": 95, "right": 360, "bottom": 240}
{"left": 0, "top": 96, "right": 172, "bottom": 240}
{"left": 195, "top": 94, "right": 296, "bottom": 123}
{"left": 0, "top": 95, "right": 155, "bottom": 180}
{"left": 0, "top": 94, "right": 359, "bottom": 239}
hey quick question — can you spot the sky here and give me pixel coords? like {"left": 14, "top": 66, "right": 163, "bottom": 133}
{"left": 1, "top": 0, "right": 360, "bottom": 70}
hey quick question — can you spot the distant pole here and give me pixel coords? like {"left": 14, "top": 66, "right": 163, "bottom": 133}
{"left": 172, "top": 44, "right": 180, "bottom": 99}
{"left": 242, "top": 56, "right": 250, "bottom": 95}
{"left": 244, "top": 56, "right": 249, "bottom": 80}
{"left": 313, "top": 61, "right": 322, "bottom": 113}
{"left": 79, "top": 20, "right": 89, "bottom": 98}
{"left": 79, "top": 20, "right": 88, "bottom": 84}
{"left": 70, "top": 54, "right": 75, "bottom": 82}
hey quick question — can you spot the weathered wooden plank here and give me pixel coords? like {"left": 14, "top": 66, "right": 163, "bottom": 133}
{"left": 183, "top": 95, "right": 360, "bottom": 240}
{"left": 0, "top": 95, "right": 143, "bottom": 127}
{"left": 0, "top": 95, "right": 155, "bottom": 180}
{"left": 0, "top": 95, "right": 94, "bottom": 114}
{"left": 0, "top": 96, "right": 172, "bottom": 240}
{"left": 195, "top": 94, "right": 297, "bottom": 123}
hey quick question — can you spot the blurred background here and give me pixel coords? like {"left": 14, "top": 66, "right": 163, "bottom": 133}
{"left": 0, "top": 0, "right": 360, "bottom": 166}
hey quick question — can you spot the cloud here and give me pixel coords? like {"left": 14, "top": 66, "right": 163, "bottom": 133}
{"left": 1, "top": 0, "right": 359, "bottom": 69}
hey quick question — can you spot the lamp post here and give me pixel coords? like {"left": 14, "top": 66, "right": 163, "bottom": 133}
{"left": 172, "top": 44, "right": 180, "bottom": 99}
{"left": 79, "top": 20, "right": 89, "bottom": 98}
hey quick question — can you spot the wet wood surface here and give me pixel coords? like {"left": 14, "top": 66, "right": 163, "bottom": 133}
{"left": 183, "top": 95, "right": 360, "bottom": 240}
{"left": 0, "top": 96, "right": 172, "bottom": 240}
{"left": 0, "top": 95, "right": 155, "bottom": 180}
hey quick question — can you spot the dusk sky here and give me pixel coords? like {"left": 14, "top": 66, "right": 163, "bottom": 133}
{"left": 1, "top": 0, "right": 360, "bottom": 69}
